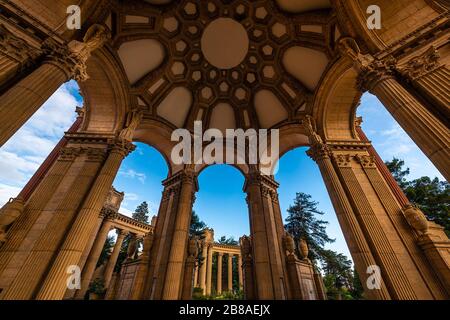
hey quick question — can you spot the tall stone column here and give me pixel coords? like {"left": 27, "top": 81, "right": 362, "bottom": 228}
{"left": 303, "top": 116, "right": 390, "bottom": 300}
{"left": 104, "top": 229, "right": 128, "bottom": 289}
{"left": 74, "top": 212, "right": 115, "bottom": 299}
{"left": 130, "top": 231, "right": 154, "bottom": 300}
{"left": 238, "top": 254, "right": 243, "bottom": 290}
{"left": 240, "top": 236, "right": 255, "bottom": 300}
{"left": 181, "top": 238, "right": 199, "bottom": 300}
{"left": 217, "top": 253, "right": 223, "bottom": 294}
{"left": 193, "top": 262, "right": 199, "bottom": 288}
{"left": 206, "top": 246, "right": 213, "bottom": 296}
{"left": 244, "top": 170, "right": 290, "bottom": 300}
{"left": 339, "top": 37, "right": 450, "bottom": 181}
{"left": 228, "top": 254, "right": 233, "bottom": 292}
{"left": 0, "top": 25, "right": 109, "bottom": 147}
{"left": 162, "top": 168, "right": 197, "bottom": 300}
{"left": 199, "top": 242, "right": 208, "bottom": 293}
{"left": 398, "top": 46, "right": 449, "bottom": 123}
{"left": 34, "top": 138, "right": 135, "bottom": 300}
{"left": 0, "top": 140, "right": 109, "bottom": 300}
{"left": 322, "top": 137, "right": 448, "bottom": 298}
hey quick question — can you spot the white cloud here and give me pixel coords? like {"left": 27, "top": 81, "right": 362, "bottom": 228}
{"left": 0, "top": 183, "right": 22, "bottom": 207}
{"left": 119, "top": 206, "right": 133, "bottom": 217}
{"left": 0, "top": 82, "right": 79, "bottom": 203}
{"left": 119, "top": 169, "right": 147, "bottom": 184}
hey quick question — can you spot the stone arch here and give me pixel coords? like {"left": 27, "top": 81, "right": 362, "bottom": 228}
{"left": 78, "top": 47, "right": 130, "bottom": 134}
{"left": 313, "top": 57, "right": 361, "bottom": 141}
{"left": 133, "top": 119, "right": 182, "bottom": 176}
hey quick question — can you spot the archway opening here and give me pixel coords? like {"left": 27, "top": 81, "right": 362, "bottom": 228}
{"left": 276, "top": 147, "right": 360, "bottom": 300}
{"left": 192, "top": 164, "right": 248, "bottom": 299}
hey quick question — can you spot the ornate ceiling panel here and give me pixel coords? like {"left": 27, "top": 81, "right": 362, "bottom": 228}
{"left": 275, "top": 0, "right": 331, "bottom": 13}
{"left": 108, "top": 0, "right": 337, "bottom": 130}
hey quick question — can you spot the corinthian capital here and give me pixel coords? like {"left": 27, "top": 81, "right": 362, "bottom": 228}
{"left": 42, "top": 24, "right": 110, "bottom": 82}
{"left": 338, "top": 37, "right": 397, "bottom": 92}
{"left": 399, "top": 46, "right": 440, "bottom": 81}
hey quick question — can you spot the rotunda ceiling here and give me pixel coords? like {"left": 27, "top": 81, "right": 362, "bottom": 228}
{"left": 108, "top": 0, "right": 337, "bottom": 130}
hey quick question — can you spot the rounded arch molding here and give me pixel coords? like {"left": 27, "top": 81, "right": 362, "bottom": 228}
{"left": 78, "top": 47, "right": 131, "bottom": 134}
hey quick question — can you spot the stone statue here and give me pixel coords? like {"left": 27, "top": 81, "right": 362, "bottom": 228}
{"left": 119, "top": 109, "right": 144, "bottom": 142}
{"left": 188, "top": 237, "right": 199, "bottom": 258}
{"left": 302, "top": 115, "right": 322, "bottom": 146}
{"left": 68, "top": 24, "right": 110, "bottom": 63}
{"left": 0, "top": 197, "right": 24, "bottom": 245}
{"left": 240, "top": 235, "right": 252, "bottom": 257}
{"left": 126, "top": 236, "right": 138, "bottom": 261}
{"left": 298, "top": 238, "right": 309, "bottom": 260}
{"left": 283, "top": 232, "right": 296, "bottom": 257}
{"left": 338, "top": 37, "right": 374, "bottom": 71}
{"left": 402, "top": 204, "right": 429, "bottom": 235}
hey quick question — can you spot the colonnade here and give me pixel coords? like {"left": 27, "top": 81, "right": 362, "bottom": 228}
{"left": 193, "top": 236, "right": 243, "bottom": 296}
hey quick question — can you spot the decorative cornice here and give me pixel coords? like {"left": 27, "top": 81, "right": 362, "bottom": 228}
{"left": 338, "top": 37, "right": 397, "bottom": 92}
{"left": 0, "top": 24, "right": 41, "bottom": 64}
{"left": 398, "top": 46, "right": 441, "bottom": 80}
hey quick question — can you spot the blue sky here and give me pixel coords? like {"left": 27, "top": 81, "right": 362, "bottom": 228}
{"left": 0, "top": 81, "right": 444, "bottom": 260}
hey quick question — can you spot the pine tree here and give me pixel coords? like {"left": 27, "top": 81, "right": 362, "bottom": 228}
{"left": 190, "top": 210, "right": 206, "bottom": 237}
{"left": 284, "top": 192, "right": 335, "bottom": 262}
{"left": 132, "top": 201, "right": 149, "bottom": 224}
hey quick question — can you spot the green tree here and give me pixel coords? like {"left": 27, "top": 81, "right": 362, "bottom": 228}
{"left": 97, "top": 235, "right": 114, "bottom": 268}
{"left": 115, "top": 201, "right": 151, "bottom": 271}
{"left": 385, "top": 158, "right": 449, "bottom": 236}
{"left": 190, "top": 210, "right": 207, "bottom": 237}
{"left": 284, "top": 192, "right": 335, "bottom": 262}
{"left": 217, "top": 236, "right": 238, "bottom": 245}
{"left": 321, "top": 250, "right": 358, "bottom": 300}
{"left": 385, "top": 157, "right": 410, "bottom": 189}
{"left": 132, "top": 201, "right": 149, "bottom": 223}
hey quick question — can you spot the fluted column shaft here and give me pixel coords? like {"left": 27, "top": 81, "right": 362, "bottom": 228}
{"left": 245, "top": 173, "right": 289, "bottom": 300}
{"left": 0, "top": 24, "right": 109, "bottom": 147}
{"left": 227, "top": 254, "right": 233, "bottom": 291}
{"left": 74, "top": 217, "right": 113, "bottom": 299}
{"left": 238, "top": 254, "right": 243, "bottom": 290}
{"left": 206, "top": 247, "right": 213, "bottom": 296}
{"left": 0, "top": 63, "right": 69, "bottom": 146}
{"left": 217, "top": 253, "right": 223, "bottom": 294}
{"left": 103, "top": 230, "right": 127, "bottom": 288}
{"left": 398, "top": 47, "right": 449, "bottom": 123}
{"left": 35, "top": 141, "right": 133, "bottom": 300}
{"left": 162, "top": 171, "right": 196, "bottom": 300}
{"left": 199, "top": 243, "right": 208, "bottom": 292}
{"left": 193, "top": 263, "right": 199, "bottom": 288}
{"left": 308, "top": 144, "right": 390, "bottom": 300}
{"left": 370, "top": 77, "right": 450, "bottom": 180}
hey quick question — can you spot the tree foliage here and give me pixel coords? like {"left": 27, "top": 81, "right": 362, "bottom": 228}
{"left": 284, "top": 192, "right": 335, "bottom": 262}
{"left": 217, "top": 236, "right": 238, "bottom": 245}
{"left": 190, "top": 210, "right": 207, "bottom": 237}
{"left": 132, "top": 201, "right": 150, "bottom": 224}
{"left": 385, "top": 158, "right": 449, "bottom": 236}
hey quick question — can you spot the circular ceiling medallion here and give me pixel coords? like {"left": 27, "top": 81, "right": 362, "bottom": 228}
{"left": 201, "top": 18, "right": 249, "bottom": 70}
